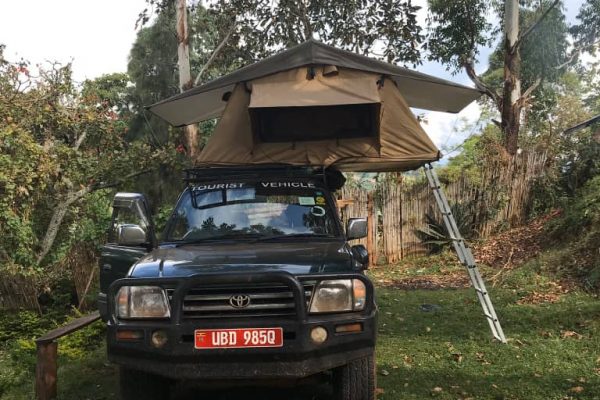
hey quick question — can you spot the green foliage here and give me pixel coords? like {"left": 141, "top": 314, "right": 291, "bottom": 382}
{"left": 425, "top": 0, "right": 493, "bottom": 72}
{"left": 570, "top": 0, "right": 600, "bottom": 56}
{"left": 0, "top": 51, "right": 180, "bottom": 302}
{"left": 140, "top": 0, "right": 425, "bottom": 65}
{"left": 545, "top": 175, "right": 600, "bottom": 289}
{"left": 0, "top": 307, "right": 107, "bottom": 398}
{"left": 414, "top": 203, "right": 476, "bottom": 254}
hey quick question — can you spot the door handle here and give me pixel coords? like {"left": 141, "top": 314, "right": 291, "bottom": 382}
{"left": 102, "top": 264, "right": 112, "bottom": 271}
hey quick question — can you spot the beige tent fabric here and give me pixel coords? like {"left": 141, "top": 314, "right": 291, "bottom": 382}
{"left": 148, "top": 40, "right": 482, "bottom": 126}
{"left": 197, "top": 67, "right": 439, "bottom": 172}
{"left": 248, "top": 68, "right": 380, "bottom": 108}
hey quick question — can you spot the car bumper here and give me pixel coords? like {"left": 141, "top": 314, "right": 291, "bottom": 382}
{"left": 104, "top": 272, "right": 377, "bottom": 380}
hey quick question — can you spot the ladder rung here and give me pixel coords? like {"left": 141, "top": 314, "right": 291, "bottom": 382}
{"left": 483, "top": 312, "right": 498, "bottom": 322}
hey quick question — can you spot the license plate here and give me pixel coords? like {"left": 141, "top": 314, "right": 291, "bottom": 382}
{"left": 194, "top": 328, "right": 283, "bottom": 349}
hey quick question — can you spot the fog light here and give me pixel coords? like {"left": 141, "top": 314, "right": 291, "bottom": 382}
{"left": 151, "top": 330, "right": 168, "bottom": 348}
{"left": 116, "top": 329, "right": 143, "bottom": 341}
{"left": 310, "top": 326, "right": 328, "bottom": 344}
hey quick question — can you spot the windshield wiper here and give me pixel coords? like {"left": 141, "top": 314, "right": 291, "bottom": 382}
{"left": 174, "top": 232, "right": 264, "bottom": 246}
{"left": 255, "top": 233, "right": 335, "bottom": 242}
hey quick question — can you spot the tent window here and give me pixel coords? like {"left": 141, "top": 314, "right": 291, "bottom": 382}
{"left": 250, "top": 103, "right": 380, "bottom": 143}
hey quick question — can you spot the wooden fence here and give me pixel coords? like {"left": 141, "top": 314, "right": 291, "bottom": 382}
{"left": 338, "top": 151, "right": 548, "bottom": 263}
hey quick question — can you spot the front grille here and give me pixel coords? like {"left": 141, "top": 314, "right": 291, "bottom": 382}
{"left": 173, "top": 283, "right": 314, "bottom": 319}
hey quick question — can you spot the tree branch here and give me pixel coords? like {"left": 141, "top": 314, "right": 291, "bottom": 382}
{"left": 515, "top": 0, "right": 560, "bottom": 50}
{"left": 35, "top": 169, "right": 152, "bottom": 266}
{"left": 73, "top": 131, "right": 87, "bottom": 151}
{"left": 92, "top": 169, "right": 152, "bottom": 191}
{"left": 464, "top": 59, "right": 501, "bottom": 109}
{"left": 194, "top": 22, "right": 236, "bottom": 86}
{"left": 519, "top": 77, "right": 542, "bottom": 104}
{"left": 555, "top": 38, "right": 600, "bottom": 70}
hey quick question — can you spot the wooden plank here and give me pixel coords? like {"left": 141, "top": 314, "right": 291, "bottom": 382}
{"left": 35, "top": 341, "right": 57, "bottom": 400}
{"left": 367, "top": 192, "right": 376, "bottom": 265}
{"left": 35, "top": 311, "right": 100, "bottom": 344}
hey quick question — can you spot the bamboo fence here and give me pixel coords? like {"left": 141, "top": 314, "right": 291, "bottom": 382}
{"left": 339, "top": 151, "right": 548, "bottom": 263}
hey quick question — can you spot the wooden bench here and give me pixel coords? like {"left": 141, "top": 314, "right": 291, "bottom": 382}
{"left": 35, "top": 311, "right": 101, "bottom": 400}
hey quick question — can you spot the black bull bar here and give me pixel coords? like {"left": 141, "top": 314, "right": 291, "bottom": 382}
{"left": 107, "top": 271, "right": 375, "bottom": 323}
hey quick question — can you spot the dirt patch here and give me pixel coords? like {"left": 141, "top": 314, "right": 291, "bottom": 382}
{"left": 473, "top": 210, "right": 561, "bottom": 270}
{"left": 375, "top": 273, "right": 470, "bottom": 290}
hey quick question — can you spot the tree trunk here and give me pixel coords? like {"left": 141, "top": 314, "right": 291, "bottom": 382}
{"left": 176, "top": 0, "right": 200, "bottom": 160}
{"left": 502, "top": 0, "right": 522, "bottom": 156}
{"left": 36, "top": 187, "right": 92, "bottom": 265}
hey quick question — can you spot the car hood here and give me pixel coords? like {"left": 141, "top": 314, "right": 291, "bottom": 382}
{"left": 129, "top": 240, "right": 355, "bottom": 278}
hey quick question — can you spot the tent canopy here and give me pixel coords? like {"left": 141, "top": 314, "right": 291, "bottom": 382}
{"left": 148, "top": 40, "right": 482, "bottom": 172}
{"left": 148, "top": 39, "right": 482, "bottom": 126}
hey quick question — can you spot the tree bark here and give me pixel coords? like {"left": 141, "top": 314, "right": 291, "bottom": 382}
{"left": 176, "top": 0, "right": 200, "bottom": 160}
{"left": 36, "top": 186, "right": 92, "bottom": 265}
{"left": 502, "top": 0, "right": 522, "bottom": 155}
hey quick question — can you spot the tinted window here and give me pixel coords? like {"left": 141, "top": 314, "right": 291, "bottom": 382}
{"left": 167, "top": 182, "right": 338, "bottom": 241}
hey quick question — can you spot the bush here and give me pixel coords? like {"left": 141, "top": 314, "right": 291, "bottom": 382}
{"left": 546, "top": 175, "right": 600, "bottom": 290}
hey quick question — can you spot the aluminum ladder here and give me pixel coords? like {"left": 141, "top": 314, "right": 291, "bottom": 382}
{"left": 424, "top": 163, "right": 507, "bottom": 343}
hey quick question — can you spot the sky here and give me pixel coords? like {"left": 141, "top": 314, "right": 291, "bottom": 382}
{"left": 0, "top": 0, "right": 589, "bottom": 154}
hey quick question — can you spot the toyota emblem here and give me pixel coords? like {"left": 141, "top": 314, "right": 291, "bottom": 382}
{"left": 229, "top": 294, "right": 251, "bottom": 308}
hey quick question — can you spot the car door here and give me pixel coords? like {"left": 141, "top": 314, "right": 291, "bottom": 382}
{"left": 99, "top": 193, "right": 157, "bottom": 294}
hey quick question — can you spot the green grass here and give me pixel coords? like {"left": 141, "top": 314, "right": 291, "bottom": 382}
{"left": 1, "top": 255, "right": 599, "bottom": 400}
{"left": 375, "top": 286, "right": 599, "bottom": 400}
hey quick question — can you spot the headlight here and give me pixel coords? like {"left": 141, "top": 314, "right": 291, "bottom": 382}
{"left": 116, "top": 286, "right": 170, "bottom": 319}
{"left": 309, "top": 279, "right": 367, "bottom": 313}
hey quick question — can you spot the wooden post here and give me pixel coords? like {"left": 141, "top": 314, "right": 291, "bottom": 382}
{"left": 34, "top": 311, "right": 100, "bottom": 400}
{"left": 367, "top": 192, "right": 376, "bottom": 266}
{"left": 35, "top": 341, "right": 57, "bottom": 400}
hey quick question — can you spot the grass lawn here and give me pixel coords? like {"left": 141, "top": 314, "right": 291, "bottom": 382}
{"left": 1, "top": 254, "right": 599, "bottom": 399}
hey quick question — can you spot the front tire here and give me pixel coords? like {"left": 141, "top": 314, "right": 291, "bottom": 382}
{"left": 119, "top": 367, "right": 172, "bottom": 400}
{"left": 332, "top": 354, "right": 376, "bottom": 400}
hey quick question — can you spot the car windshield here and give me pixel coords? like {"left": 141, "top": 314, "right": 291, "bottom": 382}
{"left": 166, "top": 181, "right": 339, "bottom": 242}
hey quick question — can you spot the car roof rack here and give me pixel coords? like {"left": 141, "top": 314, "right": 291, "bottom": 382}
{"left": 183, "top": 164, "right": 346, "bottom": 190}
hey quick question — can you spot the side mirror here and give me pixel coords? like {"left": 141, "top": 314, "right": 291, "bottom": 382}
{"left": 347, "top": 218, "right": 367, "bottom": 240}
{"left": 110, "top": 192, "right": 157, "bottom": 248}
{"left": 117, "top": 224, "right": 147, "bottom": 246}
{"left": 351, "top": 244, "right": 369, "bottom": 269}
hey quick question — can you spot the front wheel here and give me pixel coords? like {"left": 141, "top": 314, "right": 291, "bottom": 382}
{"left": 332, "top": 354, "right": 376, "bottom": 400}
{"left": 119, "top": 367, "right": 172, "bottom": 400}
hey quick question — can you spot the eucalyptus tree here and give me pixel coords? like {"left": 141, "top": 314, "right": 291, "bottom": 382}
{"left": 426, "top": 0, "right": 565, "bottom": 155}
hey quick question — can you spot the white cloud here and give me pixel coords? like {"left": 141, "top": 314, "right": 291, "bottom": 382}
{"left": 415, "top": 101, "right": 483, "bottom": 157}
{"left": 0, "top": 0, "right": 148, "bottom": 82}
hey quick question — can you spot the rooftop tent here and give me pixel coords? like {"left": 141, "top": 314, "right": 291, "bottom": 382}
{"left": 148, "top": 40, "right": 483, "bottom": 172}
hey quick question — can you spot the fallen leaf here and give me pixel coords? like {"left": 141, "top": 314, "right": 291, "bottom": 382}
{"left": 380, "top": 369, "right": 390, "bottom": 376}
{"left": 432, "top": 387, "right": 443, "bottom": 393}
{"left": 561, "top": 330, "right": 583, "bottom": 340}
{"left": 569, "top": 386, "right": 584, "bottom": 393}
{"left": 375, "top": 388, "right": 385, "bottom": 395}
{"left": 452, "top": 353, "right": 463, "bottom": 363}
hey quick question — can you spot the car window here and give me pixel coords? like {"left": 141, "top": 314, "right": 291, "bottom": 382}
{"left": 167, "top": 182, "right": 338, "bottom": 241}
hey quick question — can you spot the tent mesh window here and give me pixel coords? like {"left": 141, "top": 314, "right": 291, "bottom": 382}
{"left": 250, "top": 103, "right": 381, "bottom": 143}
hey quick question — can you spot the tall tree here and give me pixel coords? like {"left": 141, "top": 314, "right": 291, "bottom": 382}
{"left": 175, "top": 0, "right": 200, "bottom": 158}
{"left": 427, "top": 0, "right": 563, "bottom": 155}
{"left": 209, "top": 0, "right": 424, "bottom": 65}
